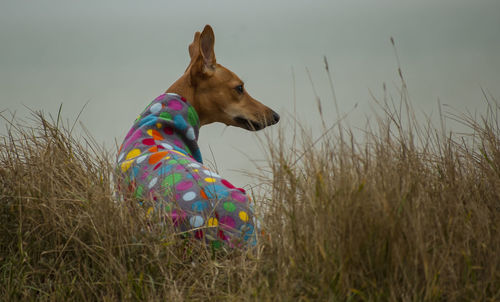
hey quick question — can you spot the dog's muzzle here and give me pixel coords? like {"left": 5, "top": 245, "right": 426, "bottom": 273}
{"left": 234, "top": 110, "right": 280, "bottom": 131}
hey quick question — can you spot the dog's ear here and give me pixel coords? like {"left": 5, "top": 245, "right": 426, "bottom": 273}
{"left": 189, "top": 25, "right": 216, "bottom": 80}
{"left": 188, "top": 31, "right": 201, "bottom": 61}
{"left": 199, "top": 25, "right": 216, "bottom": 69}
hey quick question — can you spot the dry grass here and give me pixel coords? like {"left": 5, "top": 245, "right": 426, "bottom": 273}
{"left": 1, "top": 81, "right": 499, "bottom": 300}
{"left": 260, "top": 96, "right": 500, "bottom": 300}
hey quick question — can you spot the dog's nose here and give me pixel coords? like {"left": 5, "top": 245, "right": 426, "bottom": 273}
{"left": 272, "top": 111, "right": 280, "bottom": 124}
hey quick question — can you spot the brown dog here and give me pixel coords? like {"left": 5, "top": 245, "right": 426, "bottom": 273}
{"left": 117, "top": 25, "right": 279, "bottom": 248}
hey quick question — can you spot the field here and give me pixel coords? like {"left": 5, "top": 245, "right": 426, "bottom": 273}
{"left": 1, "top": 73, "right": 499, "bottom": 301}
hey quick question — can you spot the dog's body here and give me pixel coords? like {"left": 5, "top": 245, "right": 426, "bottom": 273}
{"left": 117, "top": 93, "right": 257, "bottom": 247}
{"left": 117, "top": 25, "right": 279, "bottom": 248}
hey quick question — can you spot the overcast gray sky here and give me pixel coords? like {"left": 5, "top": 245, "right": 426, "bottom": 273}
{"left": 1, "top": 0, "right": 499, "bottom": 187}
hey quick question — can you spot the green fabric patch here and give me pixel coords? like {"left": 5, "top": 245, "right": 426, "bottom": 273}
{"left": 134, "top": 185, "right": 144, "bottom": 198}
{"left": 187, "top": 107, "right": 199, "bottom": 126}
{"left": 162, "top": 173, "right": 183, "bottom": 187}
{"left": 159, "top": 111, "right": 172, "bottom": 121}
{"left": 177, "top": 158, "right": 191, "bottom": 165}
{"left": 167, "top": 158, "right": 190, "bottom": 166}
{"left": 211, "top": 240, "right": 222, "bottom": 250}
{"left": 223, "top": 202, "right": 236, "bottom": 212}
{"left": 167, "top": 159, "right": 180, "bottom": 165}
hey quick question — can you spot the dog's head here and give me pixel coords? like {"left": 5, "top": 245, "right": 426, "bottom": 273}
{"left": 182, "top": 25, "right": 279, "bottom": 131}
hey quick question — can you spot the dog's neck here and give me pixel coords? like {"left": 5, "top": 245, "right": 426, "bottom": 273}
{"left": 118, "top": 93, "right": 203, "bottom": 165}
{"left": 167, "top": 74, "right": 205, "bottom": 125}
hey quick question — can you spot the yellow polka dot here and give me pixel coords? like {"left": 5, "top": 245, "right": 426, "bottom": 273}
{"left": 125, "top": 148, "right": 141, "bottom": 160}
{"left": 120, "top": 159, "right": 134, "bottom": 172}
{"left": 146, "top": 207, "right": 154, "bottom": 217}
{"left": 204, "top": 177, "right": 216, "bottom": 183}
{"left": 239, "top": 211, "right": 249, "bottom": 222}
{"left": 170, "top": 150, "right": 187, "bottom": 157}
{"left": 193, "top": 169, "right": 199, "bottom": 172}
{"left": 156, "top": 122, "right": 162, "bottom": 129}
{"left": 208, "top": 217, "right": 218, "bottom": 227}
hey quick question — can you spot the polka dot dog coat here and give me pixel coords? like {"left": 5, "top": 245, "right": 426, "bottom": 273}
{"left": 117, "top": 93, "right": 257, "bottom": 248}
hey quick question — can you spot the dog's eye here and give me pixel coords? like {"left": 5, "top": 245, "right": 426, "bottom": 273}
{"left": 235, "top": 85, "right": 244, "bottom": 94}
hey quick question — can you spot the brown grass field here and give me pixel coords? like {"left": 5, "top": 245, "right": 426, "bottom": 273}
{"left": 1, "top": 70, "right": 499, "bottom": 301}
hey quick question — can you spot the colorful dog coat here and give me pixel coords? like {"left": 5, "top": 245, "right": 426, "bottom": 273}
{"left": 117, "top": 93, "right": 257, "bottom": 248}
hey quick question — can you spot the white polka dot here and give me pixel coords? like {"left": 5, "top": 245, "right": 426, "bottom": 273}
{"left": 203, "top": 170, "right": 220, "bottom": 178}
{"left": 148, "top": 177, "right": 158, "bottom": 189}
{"left": 186, "top": 128, "right": 195, "bottom": 140}
{"left": 136, "top": 154, "right": 148, "bottom": 164}
{"left": 187, "top": 163, "right": 201, "bottom": 168}
{"left": 150, "top": 103, "right": 162, "bottom": 114}
{"left": 182, "top": 191, "right": 196, "bottom": 201}
{"left": 190, "top": 215, "right": 204, "bottom": 227}
{"left": 161, "top": 143, "right": 173, "bottom": 150}
{"left": 166, "top": 92, "right": 180, "bottom": 98}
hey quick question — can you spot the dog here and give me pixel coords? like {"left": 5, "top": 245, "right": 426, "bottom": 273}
{"left": 117, "top": 25, "right": 279, "bottom": 248}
